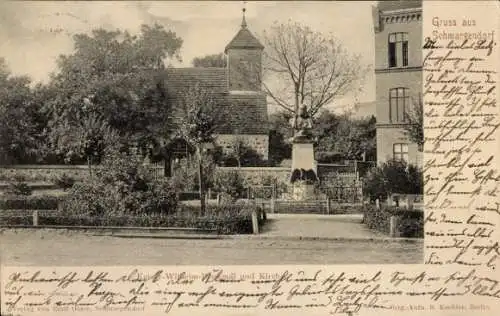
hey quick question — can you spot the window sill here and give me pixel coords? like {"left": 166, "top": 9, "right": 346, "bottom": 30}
{"left": 375, "top": 66, "right": 422, "bottom": 73}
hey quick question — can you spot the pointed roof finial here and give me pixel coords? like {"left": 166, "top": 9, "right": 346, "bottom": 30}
{"left": 241, "top": 1, "right": 247, "bottom": 28}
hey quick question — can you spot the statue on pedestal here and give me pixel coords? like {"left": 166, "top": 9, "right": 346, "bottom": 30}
{"left": 288, "top": 104, "right": 319, "bottom": 201}
{"left": 292, "top": 105, "right": 314, "bottom": 143}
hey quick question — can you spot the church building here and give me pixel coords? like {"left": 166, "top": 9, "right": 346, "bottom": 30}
{"left": 164, "top": 9, "right": 269, "bottom": 162}
{"left": 373, "top": 0, "right": 423, "bottom": 167}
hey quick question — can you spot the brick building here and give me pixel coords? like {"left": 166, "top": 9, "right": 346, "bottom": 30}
{"left": 164, "top": 11, "right": 269, "bottom": 161}
{"left": 373, "top": 0, "right": 423, "bottom": 167}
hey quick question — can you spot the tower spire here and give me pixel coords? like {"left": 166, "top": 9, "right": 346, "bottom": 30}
{"left": 241, "top": 1, "right": 247, "bottom": 28}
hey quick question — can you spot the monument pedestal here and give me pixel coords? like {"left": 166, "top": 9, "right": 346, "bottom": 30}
{"left": 291, "top": 182, "right": 316, "bottom": 201}
{"left": 289, "top": 134, "right": 318, "bottom": 201}
{"left": 291, "top": 141, "right": 315, "bottom": 173}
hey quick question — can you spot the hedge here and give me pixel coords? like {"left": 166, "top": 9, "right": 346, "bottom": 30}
{"left": 0, "top": 204, "right": 265, "bottom": 235}
{"left": 363, "top": 204, "right": 423, "bottom": 238}
{"left": 0, "top": 195, "right": 63, "bottom": 210}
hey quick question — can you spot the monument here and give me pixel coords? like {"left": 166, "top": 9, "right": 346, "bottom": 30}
{"left": 289, "top": 105, "right": 319, "bottom": 200}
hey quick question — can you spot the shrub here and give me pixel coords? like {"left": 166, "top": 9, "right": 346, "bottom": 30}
{"left": 60, "top": 150, "right": 178, "bottom": 217}
{"left": 363, "top": 159, "right": 423, "bottom": 202}
{"left": 212, "top": 170, "right": 246, "bottom": 200}
{"left": 5, "top": 182, "right": 33, "bottom": 196}
{"left": 0, "top": 195, "right": 61, "bottom": 210}
{"left": 363, "top": 204, "right": 423, "bottom": 238}
{"left": 54, "top": 173, "right": 76, "bottom": 190}
{"left": 170, "top": 154, "right": 216, "bottom": 191}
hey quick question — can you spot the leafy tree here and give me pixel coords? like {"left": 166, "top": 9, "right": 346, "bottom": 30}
{"left": 51, "top": 111, "right": 120, "bottom": 177}
{"left": 363, "top": 159, "right": 423, "bottom": 202}
{"left": 261, "top": 21, "right": 368, "bottom": 130}
{"left": 403, "top": 95, "right": 424, "bottom": 151}
{"left": 314, "top": 111, "right": 376, "bottom": 161}
{"left": 176, "top": 83, "right": 225, "bottom": 213}
{"left": 44, "top": 24, "right": 183, "bottom": 163}
{"left": 192, "top": 53, "right": 227, "bottom": 68}
{"left": 0, "top": 58, "right": 45, "bottom": 164}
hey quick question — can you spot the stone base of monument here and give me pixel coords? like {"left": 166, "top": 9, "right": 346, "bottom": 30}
{"left": 290, "top": 182, "right": 318, "bottom": 201}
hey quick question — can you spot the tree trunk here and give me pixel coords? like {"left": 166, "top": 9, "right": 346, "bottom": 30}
{"left": 87, "top": 156, "right": 93, "bottom": 179}
{"left": 197, "top": 147, "right": 206, "bottom": 215}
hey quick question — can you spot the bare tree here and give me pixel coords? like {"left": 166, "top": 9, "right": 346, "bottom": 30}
{"left": 261, "top": 21, "right": 368, "bottom": 130}
{"left": 403, "top": 94, "right": 424, "bottom": 151}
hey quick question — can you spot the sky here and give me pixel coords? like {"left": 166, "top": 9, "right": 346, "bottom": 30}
{"left": 0, "top": 1, "right": 377, "bottom": 115}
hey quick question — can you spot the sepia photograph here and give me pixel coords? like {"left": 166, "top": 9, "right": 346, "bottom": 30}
{"left": 0, "top": 0, "right": 425, "bottom": 266}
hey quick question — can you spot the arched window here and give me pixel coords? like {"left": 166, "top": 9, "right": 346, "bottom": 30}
{"left": 388, "top": 32, "right": 408, "bottom": 67}
{"left": 389, "top": 87, "right": 409, "bottom": 123}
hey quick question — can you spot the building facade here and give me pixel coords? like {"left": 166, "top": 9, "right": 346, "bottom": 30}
{"left": 373, "top": 0, "right": 423, "bottom": 167}
{"left": 165, "top": 11, "right": 269, "bottom": 161}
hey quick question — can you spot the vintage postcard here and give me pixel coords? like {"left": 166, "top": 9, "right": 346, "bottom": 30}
{"left": 0, "top": 1, "right": 498, "bottom": 315}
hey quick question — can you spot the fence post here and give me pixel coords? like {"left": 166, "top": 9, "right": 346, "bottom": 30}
{"left": 326, "top": 198, "right": 331, "bottom": 214}
{"left": 217, "top": 194, "right": 221, "bottom": 206}
{"left": 407, "top": 195, "right": 414, "bottom": 210}
{"left": 33, "top": 210, "right": 39, "bottom": 227}
{"left": 270, "top": 196, "right": 275, "bottom": 213}
{"left": 389, "top": 215, "right": 400, "bottom": 237}
{"left": 251, "top": 210, "right": 259, "bottom": 234}
{"left": 375, "top": 199, "right": 380, "bottom": 210}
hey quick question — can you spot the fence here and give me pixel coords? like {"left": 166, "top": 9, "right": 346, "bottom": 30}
{"left": 318, "top": 184, "right": 363, "bottom": 203}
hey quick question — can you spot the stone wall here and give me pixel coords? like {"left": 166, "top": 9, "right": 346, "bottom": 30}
{"left": 216, "top": 167, "right": 290, "bottom": 186}
{"left": 215, "top": 134, "right": 269, "bottom": 161}
{"left": 0, "top": 165, "right": 91, "bottom": 182}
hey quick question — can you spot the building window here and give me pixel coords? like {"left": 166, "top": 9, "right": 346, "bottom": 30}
{"left": 393, "top": 143, "right": 409, "bottom": 162}
{"left": 389, "top": 87, "right": 409, "bottom": 123}
{"left": 388, "top": 32, "right": 408, "bottom": 67}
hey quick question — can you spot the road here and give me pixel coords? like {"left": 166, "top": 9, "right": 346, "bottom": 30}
{"left": 0, "top": 228, "right": 422, "bottom": 266}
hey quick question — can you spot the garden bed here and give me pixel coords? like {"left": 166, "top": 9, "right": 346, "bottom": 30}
{"left": 0, "top": 203, "right": 266, "bottom": 235}
{"left": 362, "top": 204, "right": 423, "bottom": 238}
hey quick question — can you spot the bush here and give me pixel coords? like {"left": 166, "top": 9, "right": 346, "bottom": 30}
{"left": 0, "top": 195, "right": 61, "bottom": 210}
{"left": 212, "top": 170, "right": 246, "bottom": 200}
{"left": 170, "top": 154, "right": 216, "bottom": 191}
{"left": 54, "top": 173, "right": 76, "bottom": 190}
{"left": 363, "top": 159, "right": 423, "bottom": 202}
{"left": 363, "top": 204, "right": 423, "bottom": 238}
{"left": 60, "top": 150, "right": 178, "bottom": 217}
{"left": 5, "top": 182, "right": 33, "bottom": 196}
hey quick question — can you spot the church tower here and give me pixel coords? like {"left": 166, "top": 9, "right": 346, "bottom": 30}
{"left": 225, "top": 8, "right": 264, "bottom": 92}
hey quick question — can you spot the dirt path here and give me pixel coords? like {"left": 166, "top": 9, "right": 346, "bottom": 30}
{"left": 1, "top": 229, "right": 422, "bottom": 266}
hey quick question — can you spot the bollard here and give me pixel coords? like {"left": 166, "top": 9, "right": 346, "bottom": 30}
{"left": 217, "top": 194, "right": 221, "bottom": 206}
{"left": 326, "top": 198, "right": 331, "bottom": 214}
{"left": 270, "top": 197, "right": 275, "bottom": 213}
{"left": 33, "top": 210, "right": 39, "bottom": 227}
{"left": 389, "top": 215, "right": 400, "bottom": 237}
{"left": 251, "top": 210, "right": 259, "bottom": 234}
{"left": 375, "top": 199, "right": 380, "bottom": 210}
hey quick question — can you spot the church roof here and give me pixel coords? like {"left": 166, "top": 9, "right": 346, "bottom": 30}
{"left": 225, "top": 27, "right": 264, "bottom": 52}
{"left": 165, "top": 67, "right": 227, "bottom": 92}
{"left": 163, "top": 68, "right": 268, "bottom": 135}
{"left": 224, "top": 9, "right": 264, "bottom": 53}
